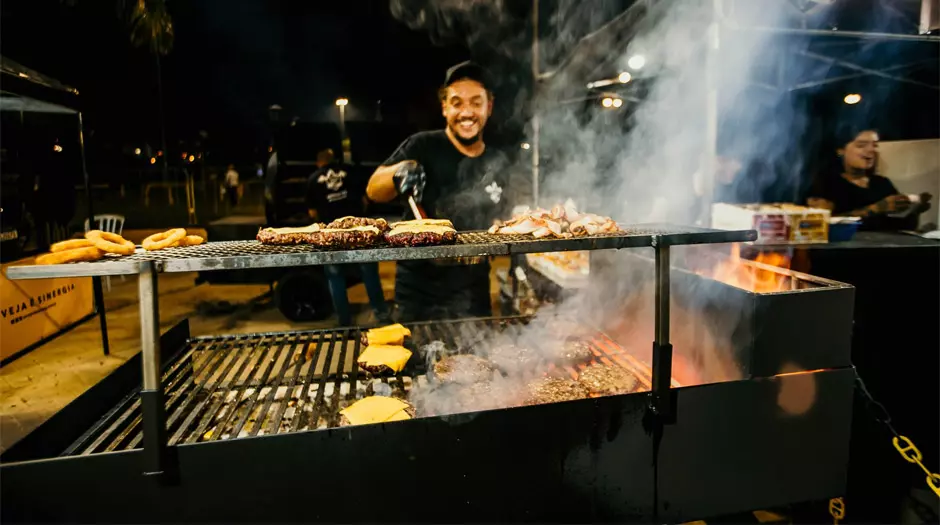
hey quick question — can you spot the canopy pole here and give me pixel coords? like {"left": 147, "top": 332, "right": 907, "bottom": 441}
{"left": 531, "top": 0, "right": 540, "bottom": 209}
{"left": 79, "top": 111, "right": 110, "bottom": 357}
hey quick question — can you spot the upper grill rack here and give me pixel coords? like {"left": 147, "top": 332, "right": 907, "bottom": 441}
{"left": 64, "top": 317, "right": 671, "bottom": 456}
{"left": 7, "top": 225, "right": 756, "bottom": 280}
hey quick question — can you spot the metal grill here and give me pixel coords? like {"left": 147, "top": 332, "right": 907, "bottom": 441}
{"left": 66, "top": 317, "right": 665, "bottom": 455}
{"left": 7, "top": 225, "right": 756, "bottom": 280}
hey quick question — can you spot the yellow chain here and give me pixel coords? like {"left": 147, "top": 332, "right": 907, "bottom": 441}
{"left": 892, "top": 435, "right": 940, "bottom": 497}
{"left": 829, "top": 497, "right": 845, "bottom": 524}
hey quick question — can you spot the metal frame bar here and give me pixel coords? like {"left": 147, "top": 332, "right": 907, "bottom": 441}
{"left": 5, "top": 227, "right": 757, "bottom": 281}
{"left": 138, "top": 262, "right": 166, "bottom": 476}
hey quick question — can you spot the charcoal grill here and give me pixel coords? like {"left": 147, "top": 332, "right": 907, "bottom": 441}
{"left": 1, "top": 224, "right": 856, "bottom": 523}
{"left": 60, "top": 318, "right": 669, "bottom": 454}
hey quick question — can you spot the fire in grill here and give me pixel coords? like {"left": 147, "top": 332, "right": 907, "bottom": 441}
{"left": 67, "top": 317, "right": 667, "bottom": 454}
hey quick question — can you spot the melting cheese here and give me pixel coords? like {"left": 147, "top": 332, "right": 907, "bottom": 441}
{"left": 262, "top": 223, "right": 322, "bottom": 234}
{"left": 390, "top": 219, "right": 453, "bottom": 228}
{"left": 316, "top": 225, "right": 380, "bottom": 234}
{"left": 387, "top": 224, "right": 456, "bottom": 237}
{"left": 340, "top": 396, "right": 412, "bottom": 425}
{"left": 261, "top": 224, "right": 379, "bottom": 235}
{"left": 365, "top": 324, "right": 412, "bottom": 345}
{"left": 358, "top": 344, "right": 413, "bottom": 372}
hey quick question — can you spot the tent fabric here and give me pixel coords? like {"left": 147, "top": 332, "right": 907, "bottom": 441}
{"left": 0, "top": 55, "right": 79, "bottom": 95}
{"left": 0, "top": 93, "right": 77, "bottom": 114}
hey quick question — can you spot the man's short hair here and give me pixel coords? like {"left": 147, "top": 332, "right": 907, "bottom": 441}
{"left": 439, "top": 61, "right": 492, "bottom": 101}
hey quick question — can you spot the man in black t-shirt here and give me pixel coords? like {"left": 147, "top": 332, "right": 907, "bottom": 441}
{"left": 366, "top": 61, "right": 516, "bottom": 322}
{"left": 307, "top": 149, "right": 390, "bottom": 326}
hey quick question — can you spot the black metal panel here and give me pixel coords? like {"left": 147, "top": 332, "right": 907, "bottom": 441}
{"left": 669, "top": 267, "right": 855, "bottom": 377}
{"left": 0, "top": 370, "right": 853, "bottom": 523}
{"left": 0, "top": 320, "right": 191, "bottom": 463}
{"left": 658, "top": 368, "right": 855, "bottom": 522}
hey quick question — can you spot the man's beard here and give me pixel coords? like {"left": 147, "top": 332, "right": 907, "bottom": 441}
{"left": 449, "top": 121, "right": 483, "bottom": 146}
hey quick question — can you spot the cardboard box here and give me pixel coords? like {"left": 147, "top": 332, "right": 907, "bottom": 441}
{"left": 712, "top": 203, "right": 830, "bottom": 244}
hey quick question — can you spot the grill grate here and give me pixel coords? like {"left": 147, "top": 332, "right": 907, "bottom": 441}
{"left": 7, "top": 225, "right": 756, "bottom": 280}
{"left": 67, "top": 317, "right": 669, "bottom": 455}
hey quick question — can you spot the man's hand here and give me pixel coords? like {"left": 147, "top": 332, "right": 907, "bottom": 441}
{"left": 872, "top": 194, "right": 912, "bottom": 214}
{"left": 393, "top": 161, "right": 426, "bottom": 202}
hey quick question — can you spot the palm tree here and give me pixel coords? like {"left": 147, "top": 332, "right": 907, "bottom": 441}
{"left": 119, "top": 0, "right": 174, "bottom": 184}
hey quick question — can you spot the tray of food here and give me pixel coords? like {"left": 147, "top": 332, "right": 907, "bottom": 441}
{"left": 6, "top": 210, "right": 756, "bottom": 280}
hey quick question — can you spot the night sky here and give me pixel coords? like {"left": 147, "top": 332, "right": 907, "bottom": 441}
{"left": 1, "top": 0, "right": 936, "bottom": 170}
{"left": 1, "top": 0, "right": 529, "bottom": 161}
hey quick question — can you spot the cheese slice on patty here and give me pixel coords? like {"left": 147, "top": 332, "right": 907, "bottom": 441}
{"left": 261, "top": 223, "right": 322, "bottom": 234}
{"left": 386, "top": 224, "right": 456, "bottom": 237}
{"left": 390, "top": 219, "right": 454, "bottom": 228}
{"left": 357, "top": 344, "right": 413, "bottom": 372}
{"left": 365, "top": 324, "right": 412, "bottom": 345}
{"left": 340, "top": 396, "right": 413, "bottom": 425}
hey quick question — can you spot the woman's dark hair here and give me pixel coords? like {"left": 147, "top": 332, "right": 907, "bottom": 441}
{"left": 834, "top": 123, "right": 878, "bottom": 151}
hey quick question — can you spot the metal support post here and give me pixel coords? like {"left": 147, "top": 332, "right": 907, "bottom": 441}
{"left": 138, "top": 261, "right": 167, "bottom": 476}
{"left": 650, "top": 242, "right": 673, "bottom": 420}
{"left": 92, "top": 277, "right": 110, "bottom": 355}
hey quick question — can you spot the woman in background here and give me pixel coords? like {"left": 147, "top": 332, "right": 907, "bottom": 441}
{"left": 807, "top": 128, "right": 931, "bottom": 230}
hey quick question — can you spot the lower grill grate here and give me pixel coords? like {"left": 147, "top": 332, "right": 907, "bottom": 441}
{"left": 68, "top": 317, "right": 670, "bottom": 455}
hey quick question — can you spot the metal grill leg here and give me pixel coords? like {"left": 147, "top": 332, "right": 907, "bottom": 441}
{"left": 139, "top": 262, "right": 167, "bottom": 476}
{"left": 651, "top": 243, "right": 673, "bottom": 420}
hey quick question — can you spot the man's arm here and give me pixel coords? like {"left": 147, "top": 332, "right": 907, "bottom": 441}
{"left": 366, "top": 162, "right": 407, "bottom": 203}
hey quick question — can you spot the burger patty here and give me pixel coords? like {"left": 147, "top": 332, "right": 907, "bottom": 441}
{"left": 551, "top": 339, "right": 595, "bottom": 366}
{"left": 327, "top": 216, "right": 389, "bottom": 232}
{"left": 256, "top": 228, "right": 382, "bottom": 248}
{"left": 578, "top": 363, "right": 638, "bottom": 396}
{"left": 256, "top": 229, "right": 315, "bottom": 245}
{"left": 385, "top": 230, "right": 458, "bottom": 247}
{"left": 454, "top": 381, "right": 523, "bottom": 413}
{"left": 433, "top": 354, "right": 497, "bottom": 384}
{"left": 308, "top": 229, "right": 383, "bottom": 248}
{"left": 524, "top": 377, "right": 590, "bottom": 406}
{"left": 486, "top": 344, "right": 543, "bottom": 374}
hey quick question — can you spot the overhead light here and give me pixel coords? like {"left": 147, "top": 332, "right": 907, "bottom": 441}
{"left": 188, "top": 155, "right": 195, "bottom": 162}
{"left": 601, "top": 97, "right": 614, "bottom": 108}
{"left": 627, "top": 54, "right": 646, "bottom": 70}
{"left": 521, "top": 142, "right": 531, "bottom": 150}
{"left": 150, "top": 157, "right": 157, "bottom": 164}
{"left": 335, "top": 98, "right": 349, "bottom": 106}
{"left": 53, "top": 144, "right": 63, "bottom": 153}
{"left": 612, "top": 98, "right": 624, "bottom": 108}
{"left": 618, "top": 72, "right": 632, "bottom": 83}
{"left": 134, "top": 147, "right": 141, "bottom": 156}
{"left": 843, "top": 93, "right": 861, "bottom": 105}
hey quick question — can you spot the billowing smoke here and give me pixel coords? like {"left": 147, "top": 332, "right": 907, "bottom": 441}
{"left": 390, "top": 0, "right": 894, "bottom": 410}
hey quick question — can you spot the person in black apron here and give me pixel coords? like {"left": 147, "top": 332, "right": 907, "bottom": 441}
{"left": 366, "top": 61, "right": 516, "bottom": 322}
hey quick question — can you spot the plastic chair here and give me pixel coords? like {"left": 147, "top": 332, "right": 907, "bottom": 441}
{"left": 84, "top": 214, "right": 126, "bottom": 291}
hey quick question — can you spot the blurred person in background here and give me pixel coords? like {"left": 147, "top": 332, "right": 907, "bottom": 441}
{"left": 306, "top": 148, "right": 391, "bottom": 326}
{"left": 807, "top": 128, "right": 932, "bottom": 231}
{"left": 224, "top": 164, "right": 240, "bottom": 208}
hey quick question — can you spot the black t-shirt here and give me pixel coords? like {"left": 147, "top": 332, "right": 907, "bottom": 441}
{"left": 382, "top": 130, "right": 515, "bottom": 229}
{"left": 381, "top": 130, "right": 518, "bottom": 317}
{"left": 305, "top": 163, "right": 364, "bottom": 224}
{"left": 810, "top": 173, "right": 913, "bottom": 231}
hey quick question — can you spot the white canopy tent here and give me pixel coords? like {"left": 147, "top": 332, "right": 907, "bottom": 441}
{"left": 0, "top": 56, "right": 110, "bottom": 360}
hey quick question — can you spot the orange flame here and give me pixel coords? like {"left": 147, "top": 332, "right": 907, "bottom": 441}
{"left": 707, "top": 244, "right": 791, "bottom": 293}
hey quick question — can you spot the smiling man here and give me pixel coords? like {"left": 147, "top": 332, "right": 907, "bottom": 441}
{"left": 367, "top": 61, "right": 513, "bottom": 322}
